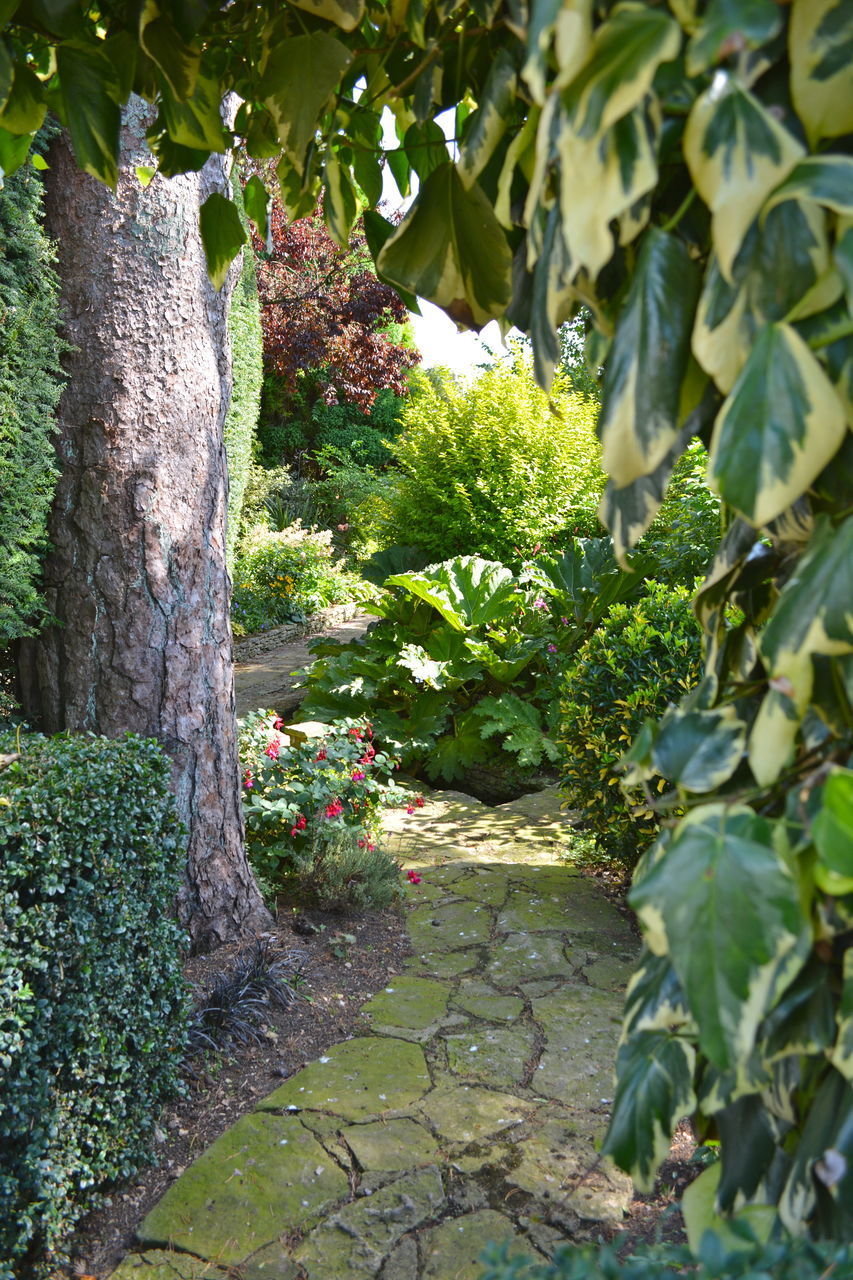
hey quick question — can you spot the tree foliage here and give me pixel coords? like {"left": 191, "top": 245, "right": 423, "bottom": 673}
{"left": 3, "top": 0, "right": 852, "bottom": 1241}
{"left": 256, "top": 203, "right": 418, "bottom": 411}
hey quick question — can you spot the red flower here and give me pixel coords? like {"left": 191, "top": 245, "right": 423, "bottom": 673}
{"left": 325, "top": 799, "right": 344, "bottom": 818}
{"left": 273, "top": 716, "right": 284, "bottom": 731}
{"left": 348, "top": 727, "right": 363, "bottom": 740}
{"left": 407, "top": 870, "right": 421, "bottom": 884}
{"left": 243, "top": 769, "right": 254, "bottom": 790}
{"left": 415, "top": 796, "right": 425, "bottom": 808}
{"left": 351, "top": 769, "right": 366, "bottom": 782}
{"left": 265, "top": 739, "right": 280, "bottom": 760}
{"left": 360, "top": 745, "right": 375, "bottom": 762}
{"left": 315, "top": 747, "right": 327, "bottom": 761}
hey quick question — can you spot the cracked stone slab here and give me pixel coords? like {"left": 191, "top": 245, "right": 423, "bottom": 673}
{"left": 417, "top": 1083, "right": 530, "bottom": 1143}
{"left": 359, "top": 975, "right": 451, "bottom": 1033}
{"left": 404, "top": 948, "right": 482, "bottom": 978}
{"left": 238, "top": 1242, "right": 302, "bottom": 1278}
{"left": 295, "top": 1166, "right": 446, "bottom": 1277}
{"left": 420, "top": 1210, "right": 540, "bottom": 1279}
{"left": 496, "top": 885, "right": 575, "bottom": 932}
{"left": 137, "top": 1113, "right": 349, "bottom": 1265}
{"left": 452, "top": 979, "right": 524, "bottom": 1022}
{"left": 257, "top": 1037, "right": 432, "bottom": 1121}
{"left": 341, "top": 1117, "right": 439, "bottom": 1172}
{"left": 504, "top": 1110, "right": 632, "bottom": 1224}
{"left": 484, "top": 932, "right": 575, "bottom": 987}
{"left": 108, "top": 1251, "right": 230, "bottom": 1279}
{"left": 407, "top": 901, "right": 493, "bottom": 952}
{"left": 447, "top": 869, "right": 511, "bottom": 905}
{"left": 444, "top": 1024, "right": 538, "bottom": 1089}
{"left": 379, "top": 1235, "right": 419, "bottom": 1279}
{"left": 531, "top": 987, "right": 622, "bottom": 1109}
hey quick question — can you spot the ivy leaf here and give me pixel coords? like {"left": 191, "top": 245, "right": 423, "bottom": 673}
{"left": 832, "top": 950, "right": 853, "bottom": 1083}
{"left": 789, "top": 0, "right": 853, "bottom": 146}
{"left": 457, "top": 47, "right": 517, "bottom": 188}
{"left": 139, "top": 0, "right": 200, "bottom": 100}
{"left": 629, "top": 804, "right": 810, "bottom": 1071}
{"left": 764, "top": 155, "right": 853, "bottom": 220}
{"left": 287, "top": 0, "right": 365, "bottom": 32}
{"left": 260, "top": 33, "right": 352, "bottom": 172}
{"left": 0, "top": 126, "right": 34, "bottom": 180}
{"left": 0, "top": 38, "right": 12, "bottom": 113}
{"left": 780, "top": 1067, "right": 853, "bottom": 1239}
{"left": 242, "top": 173, "right": 271, "bottom": 244}
{"left": 404, "top": 120, "right": 448, "bottom": 182}
{"left": 199, "top": 191, "right": 247, "bottom": 291}
{"left": 0, "top": 63, "right": 46, "bottom": 136}
{"left": 650, "top": 705, "right": 747, "bottom": 794}
{"left": 599, "top": 228, "right": 701, "bottom": 490}
{"left": 715, "top": 1095, "right": 778, "bottom": 1210}
{"left": 158, "top": 72, "right": 228, "bottom": 152}
{"left": 686, "top": 0, "right": 782, "bottom": 76}
{"left": 603, "top": 1030, "right": 696, "bottom": 1192}
{"left": 813, "top": 769, "right": 853, "bottom": 878}
{"left": 55, "top": 42, "right": 121, "bottom": 188}
{"left": 684, "top": 75, "right": 804, "bottom": 283}
{"left": 621, "top": 949, "right": 694, "bottom": 1038}
{"left": 323, "top": 152, "right": 358, "bottom": 247}
{"left": 362, "top": 210, "right": 420, "bottom": 314}
{"left": 709, "top": 323, "right": 847, "bottom": 527}
{"left": 692, "top": 254, "right": 755, "bottom": 394}
{"left": 377, "top": 163, "right": 512, "bottom": 330}
{"left": 760, "top": 957, "right": 837, "bottom": 1062}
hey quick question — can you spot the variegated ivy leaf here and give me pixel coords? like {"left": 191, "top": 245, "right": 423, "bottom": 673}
{"left": 561, "top": 1, "right": 681, "bottom": 139}
{"left": 458, "top": 48, "right": 517, "bottom": 189}
{"left": 600, "top": 228, "right": 701, "bottom": 489}
{"left": 751, "top": 516, "right": 853, "bottom": 785}
{"left": 684, "top": 75, "right": 804, "bottom": 283}
{"left": 556, "top": 104, "right": 659, "bottom": 282}
{"left": 709, "top": 323, "right": 847, "bottom": 527}
{"left": 789, "top": 0, "right": 853, "bottom": 146}
{"left": 260, "top": 33, "right": 352, "bottom": 173}
{"left": 650, "top": 705, "right": 747, "bottom": 794}
{"left": 159, "top": 71, "right": 229, "bottom": 153}
{"left": 288, "top": 0, "right": 365, "bottom": 32}
{"left": 621, "top": 949, "right": 695, "bottom": 1040}
{"left": 761, "top": 957, "right": 838, "bottom": 1064}
{"left": 530, "top": 206, "right": 580, "bottom": 389}
{"left": 139, "top": 0, "right": 200, "bottom": 100}
{"left": 323, "top": 152, "right": 358, "bottom": 247}
{"left": 686, "top": 0, "right": 782, "bottom": 78}
{"left": 692, "top": 255, "right": 755, "bottom": 394}
{"left": 629, "top": 804, "right": 811, "bottom": 1071}
{"left": 495, "top": 108, "right": 538, "bottom": 229}
{"left": 694, "top": 519, "right": 763, "bottom": 632}
{"left": 778, "top": 1067, "right": 853, "bottom": 1239}
{"left": 377, "top": 164, "right": 512, "bottom": 330}
{"left": 523, "top": 0, "right": 593, "bottom": 104}
{"left": 832, "top": 949, "right": 853, "bottom": 1082}
{"left": 603, "top": 1030, "right": 696, "bottom": 1192}
{"left": 763, "top": 155, "right": 853, "bottom": 221}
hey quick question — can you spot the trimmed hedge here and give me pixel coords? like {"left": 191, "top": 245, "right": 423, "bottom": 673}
{"left": 558, "top": 581, "right": 703, "bottom": 871}
{"left": 0, "top": 155, "right": 65, "bottom": 646}
{"left": 0, "top": 733, "right": 189, "bottom": 1278}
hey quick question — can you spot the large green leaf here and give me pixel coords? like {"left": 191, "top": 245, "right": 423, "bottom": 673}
{"left": 387, "top": 557, "right": 521, "bottom": 632}
{"left": 764, "top": 155, "right": 853, "bottom": 221}
{"left": 686, "top": 0, "right": 782, "bottom": 77}
{"left": 561, "top": 1, "right": 681, "bottom": 138}
{"left": 424, "top": 709, "right": 491, "bottom": 782}
{"left": 323, "top": 151, "right": 358, "bottom": 246}
{"left": 159, "top": 71, "right": 228, "bottom": 152}
{"left": 474, "top": 694, "right": 557, "bottom": 768}
{"left": 55, "top": 42, "right": 120, "bottom": 188}
{"left": 534, "top": 537, "right": 648, "bottom": 636}
{"left": 708, "top": 323, "right": 847, "bottom": 526}
{"left": 629, "top": 804, "right": 810, "bottom": 1071}
{"left": 684, "top": 75, "right": 804, "bottom": 283}
{"left": 458, "top": 47, "right": 517, "bottom": 188}
{"left": 242, "top": 173, "right": 270, "bottom": 243}
{"left": 0, "top": 63, "right": 46, "bottom": 136}
{"left": 0, "top": 39, "right": 12, "bottom": 114}
{"left": 377, "top": 163, "right": 512, "bottom": 329}
{"left": 288, "top": 0, "right": 365, "bottom": 31}
{"left": 813, "top": 768, "right": 853, "bottom": 889}
{"left": 599, "top": 228, "right": 701, "bottom": 489}
{"left": 715, "top": 1094, "right": 778, "bottom": 1210}
{"left": 260, "top": 33, "right": 352, "bottom": 171}
{"left": 199, "top": 191, "right": 247, "bottom": 291}
{"left": 139, "top": 0, "right": 200, "bottom": 100}
{"left": 603, "top": 1030, "right": 696, "bottom": 1191}
{"left": 789, "top": 0, "right": 853, "bottom": 146}
{"left": 650, "top": 705, "right": 747, "bottom": 794}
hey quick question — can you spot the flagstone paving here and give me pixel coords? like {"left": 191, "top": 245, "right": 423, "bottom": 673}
{"left": 110, "top": 786, "right": 639, "bottom": 1280}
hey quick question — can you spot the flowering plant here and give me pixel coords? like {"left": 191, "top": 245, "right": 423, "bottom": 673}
{"left": 238, "top": 710, "right": 417, "bottom": 886}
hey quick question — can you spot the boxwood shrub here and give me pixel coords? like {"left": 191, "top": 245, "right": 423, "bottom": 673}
{"left": 0, "top": 732, "right": 189, "bottom": 1278}
{"left": 558, "top": 581, "right": 702, "bottom": 872}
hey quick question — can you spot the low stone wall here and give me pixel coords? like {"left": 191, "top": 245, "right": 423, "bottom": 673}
{"left": 233, "top": 603, "right": 364, "bottom": 663}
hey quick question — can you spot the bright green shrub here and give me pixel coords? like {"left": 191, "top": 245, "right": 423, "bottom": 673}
{"left": 309, "top": 448, "right": 395, "bottom": 559}
{"left": 231, "top": 523, "right": 363, "bottom": 636}
{"left": 0, "top": 156, "right": 65, "bottom": 645}
{"left": 386, "top": 361, "right": 604, "bottom": 562}
{"left": 0, "top": 732, "right": 188, "bottom": 1278}
{"left": 558, "top": 582, "right": 702, "bottom": 870}
{"left": 311, "top": 388, "right": 405, "bottom": 470}
{"left": 223, "top": 185, "right": 263, "bottom": 569}
{"left": 638, "top": 440, "right": 722, "bottom": 585}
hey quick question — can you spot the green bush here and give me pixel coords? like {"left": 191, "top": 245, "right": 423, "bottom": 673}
{"left": 385, "top": 360, "right": 604, "bottom": 562}
{"left": 309, "top": 447, "right": 395, "bottom": 559}
{"left": 0, "top": 732, "right": 188, "bottom": 1278}
{"left": 231, "top": 523, "right": 363, "bottom": 636}
{"left": 223, "top": 179, "right": 263, "bottom": 569}
{"left": 558, "top": 581, "right": 702, "bottom": 870}
{"left": 479, "top": 1231, "right": 851, "bottom": 1280}
{"left": 292, "top": 824, "right": 402, "bottom": 912}
{"left": 638, "top": 441, "right": 722, "bottom": 585}
{"left": 257, "top": 378, "right": 405, "bottom": 471}
{"left": 0, "top": 155, "right": 66, "bottom": 646}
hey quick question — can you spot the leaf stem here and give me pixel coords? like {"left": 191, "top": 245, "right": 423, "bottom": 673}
{"left": 660, "top": 188, "right": 698, "bottom": 234}
{"left": 808, "top": 317, "right": 853, "bottom": 350}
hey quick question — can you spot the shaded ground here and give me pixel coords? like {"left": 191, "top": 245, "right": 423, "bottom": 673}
{"left": 98, "top": 786, "right": 695, "bottom": 1280}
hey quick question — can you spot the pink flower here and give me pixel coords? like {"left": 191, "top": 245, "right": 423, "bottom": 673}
{"left": 273, "top": 716, "right": 284, "bottom": 731}
{"left": 407, "top": 870, "right": 421, "bottom": 884}
{"left": 561, "top": 616, "right": 569, "bottom": 626}
{"left": 533, "top": 599, "right": 547, "bottom": 610}
{"left": 265, "top": 739, "right": 280, "bottom": 760}
{"left": 325, "top": 799, "right": 344, "bottom": 818}
{"left": 360, "top": 745, "right": 375, "bottom": 762}
{"left": 547, "top": 643, "right": 557, "bottom": 653}
{"left": 406, "top": 805, "right": 415, "bottom": 815}
{"left": 351, "top": 769, "right": 366, "bottom": 782}
{"left": 243, "top": 769, "right": 254, "bottom": 790}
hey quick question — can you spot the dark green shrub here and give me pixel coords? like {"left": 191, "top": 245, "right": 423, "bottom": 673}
{"left": 386, "top": 361, "right": 604, "bottom": 562}
{"left": 224, "top": 179, "right": 263, "bottom": 569}
{"left": 0, "top": 156, "right": 65, "bottom": 646}
{"left": 638, "top": 440, "right": 722, "bottom": 585}
{"left": 558, "top": 581, "right": 702, "bottom": 870}
{"left": 292, "top": 825, "right": 402, "bottom": 912}
{"left": 0, "top": 732, "right": 189, "bottom": 1278}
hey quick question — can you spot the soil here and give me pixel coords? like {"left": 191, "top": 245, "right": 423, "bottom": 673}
{"left": 62, "top": 873, "right": 697, "bottom": 1280}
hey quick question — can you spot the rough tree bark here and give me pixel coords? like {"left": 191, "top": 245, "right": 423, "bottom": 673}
{"left": 19, "top": 100, "right": 271, "bottom": 951}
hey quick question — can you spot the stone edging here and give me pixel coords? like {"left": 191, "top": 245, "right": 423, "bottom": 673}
{"left": 233, "top": 602, "right": 365, "bottom": 662}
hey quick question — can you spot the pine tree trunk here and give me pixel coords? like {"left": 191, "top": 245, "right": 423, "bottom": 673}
{"left": 19, "top": 100, "right": 271, "bottom": 952}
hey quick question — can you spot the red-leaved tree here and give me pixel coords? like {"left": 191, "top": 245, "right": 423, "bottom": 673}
{"left": 256, "top": 202, "right": 419, "bottom": 411}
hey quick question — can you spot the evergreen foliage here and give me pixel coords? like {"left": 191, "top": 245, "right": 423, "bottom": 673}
{"left": 0, "top": 158, "right": 64, "bottom": 645}
{"left": 0, "top": 733, "right": 188, "bottom": 1278}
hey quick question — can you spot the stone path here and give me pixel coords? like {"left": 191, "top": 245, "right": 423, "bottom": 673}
{"left": 233, "top": 612, "right": 370, "bottom": 719}
{"left": 111, "top": 786, "right": 639, "bottom": 1279}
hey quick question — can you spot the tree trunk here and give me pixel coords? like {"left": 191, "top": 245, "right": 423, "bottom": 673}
{"left": 19, "top": 100, "right": 271, "bottom": 952}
